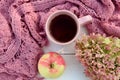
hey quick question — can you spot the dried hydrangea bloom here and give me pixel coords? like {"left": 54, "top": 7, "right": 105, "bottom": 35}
{"left": 76, "top": 34, "right": 120, "bottom": 80}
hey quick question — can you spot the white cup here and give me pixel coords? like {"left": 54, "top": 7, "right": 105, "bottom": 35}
{"left": 45, "top": 10, "right": 92, "bottom": 45}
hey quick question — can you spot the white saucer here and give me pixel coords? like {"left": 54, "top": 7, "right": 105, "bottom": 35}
{"left": 43, "top": 25, "right": 88, "bottom": 54}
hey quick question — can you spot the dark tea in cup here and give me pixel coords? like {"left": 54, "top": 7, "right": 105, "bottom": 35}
{"left": 49, "top": 14, "right": 77, "bottom": 43}
{"left": 45, "top": 10, "right": 92, "bottom": 45}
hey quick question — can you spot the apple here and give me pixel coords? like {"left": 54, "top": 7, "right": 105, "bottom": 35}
{"left": 38, "top": 52, "right": 66, "bottom": 78}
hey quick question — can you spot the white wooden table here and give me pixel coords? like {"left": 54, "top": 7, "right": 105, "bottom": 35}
{"left": 43, "top": 26, "right": 90, "bottom": 80}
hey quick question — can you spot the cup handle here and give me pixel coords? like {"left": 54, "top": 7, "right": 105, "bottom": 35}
{"left": 78, "top": 15, "right": 92, "bottom": 25}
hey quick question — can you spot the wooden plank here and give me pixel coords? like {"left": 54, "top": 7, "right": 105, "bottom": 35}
{"left": 43, "top": 41, "right": 75, "bottom": 54}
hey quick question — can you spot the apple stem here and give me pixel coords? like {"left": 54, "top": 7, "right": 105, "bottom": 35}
{"left": 50, "top": 63, "right": 54, "bottom": 68}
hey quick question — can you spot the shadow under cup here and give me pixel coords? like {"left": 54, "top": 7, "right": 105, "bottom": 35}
{"left": 45, "top": 10, "right": 80, "bottom": 45}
